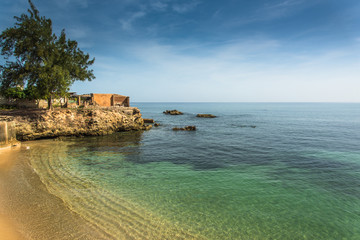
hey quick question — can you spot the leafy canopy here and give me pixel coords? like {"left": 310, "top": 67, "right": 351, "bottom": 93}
{"left": 0, "top": 0, "right": 95, "bottom": 102}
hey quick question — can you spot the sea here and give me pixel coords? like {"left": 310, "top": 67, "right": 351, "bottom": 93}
{"left": 6, "top": 103, "right": 360, "bottom": 239}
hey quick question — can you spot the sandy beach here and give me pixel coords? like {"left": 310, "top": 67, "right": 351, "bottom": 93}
{"left": 0, "top": 214, "right": 23, "bottom": 240}
{"left": 0, "top": 146, "right": 24, "bottom": 240}
{"left": 0, "top": 143, "right": 104, "bottom": 240}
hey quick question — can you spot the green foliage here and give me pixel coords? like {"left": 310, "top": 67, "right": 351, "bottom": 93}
{"left": 23, "top": 85, "right": 40, "bottom": 100}
{"left": 0, "top": 0, "right": 95, "bottom": 107}
{"left": 3, "top": 87, "right": 26, "bottom": 99}
{"left": 2, "top": 85, "right": 40, "bottom": 100}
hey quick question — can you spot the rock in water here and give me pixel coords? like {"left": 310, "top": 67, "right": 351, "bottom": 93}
{"left": 172, "top": 126, "right": 196, "bottom": 131}
{"left": 239, "top": 125, "right": 256, "bottom": 128}
{"left": 163, "top": 110, "right": 183, "bottom": 115}
{"left": 196, "top": 114, "right": 216, "bottom": 118}
{"left": 143, "top": 118, "right": 154, "bottom": 123}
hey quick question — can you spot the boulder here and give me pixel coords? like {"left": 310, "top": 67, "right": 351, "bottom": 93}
{"left": 196, "top": 114, "right": 216, "bottom": 118}
{"left": 173, "top": 126, "right": 196, "bottom": 131}
{"left": 144, "top": 125, "right": 153, "bottom": 130}
{"left": 143, "top": 118, "right": 154, "bottom": 123}
{"left": 163, "top": 110, "right": 183, "bottom": 115}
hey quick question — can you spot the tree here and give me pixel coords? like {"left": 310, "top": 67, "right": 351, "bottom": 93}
{"left": 0, "top": 0, "right": 95, "bottom": 109}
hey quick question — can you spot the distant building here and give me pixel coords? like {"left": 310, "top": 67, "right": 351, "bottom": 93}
{"left": 91, "top": 93, "right": 130, "bottom": 107}
{"left": 0, "top": 92, "right": 130, "bottom": 108}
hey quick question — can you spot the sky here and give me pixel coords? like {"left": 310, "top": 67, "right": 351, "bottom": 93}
{"left": 1, "top": 0, "right": 360, "bottom": 102}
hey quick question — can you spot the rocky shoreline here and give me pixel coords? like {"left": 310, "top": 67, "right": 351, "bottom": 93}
{"left": 0, "top": 107, "right": 151, "bottom": 141}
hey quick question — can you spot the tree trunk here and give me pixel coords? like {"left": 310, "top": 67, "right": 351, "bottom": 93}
{"left": 48, "top": 96, "right": 53, "bottom": 110}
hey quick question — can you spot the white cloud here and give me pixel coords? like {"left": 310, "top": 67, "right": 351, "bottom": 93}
{"left": 172, "top": 1, "right": 201, "bottom": 13}
{"left": 261, "top": 0, "right": 304, "bottom": 19}
{"left": 266, "top": 0, "right": 304, "bottom": 9}
{"left": 228, "top": 0, "right": 318, "bottom": 26}
{"left": 75, "top": 39, "right": 360, "bottom": 102}
{"left": 119, "top": 11, "right": 147, "bottom": 30}
{"left": 150, "top": 0, "right": 168, "bottom": 11}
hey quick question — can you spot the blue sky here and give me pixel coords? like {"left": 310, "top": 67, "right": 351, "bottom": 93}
{"left": 1, "top": 0, "right": 360, "bottom": 102}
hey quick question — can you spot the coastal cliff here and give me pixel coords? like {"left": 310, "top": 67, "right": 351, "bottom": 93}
{"left": 0, "top": 107, "right": 150, "bottom": 141}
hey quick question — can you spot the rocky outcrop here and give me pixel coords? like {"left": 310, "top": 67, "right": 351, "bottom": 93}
{"left": 163, "top": 110, "right": 183, "bottom": 115}
{"left": 143, "top": 118, "right": 154, "bottom": 123}
{"left": 172, "top": 126, "right": 196, "bottom": 131}
{"left": 0, "top": 107, "right": 150, "bottom": 141}
{"left": 196, "top": 114, "right": 216, "bottom": 118}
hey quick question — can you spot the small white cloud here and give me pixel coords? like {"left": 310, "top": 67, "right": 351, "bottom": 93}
{"left": 172, "top": 1, "right": 201, "bottom": 13}
{"left": 268, "top": 0, "right": 304, "bottom": 8}
{"left": 229, "top": 0, "right": 311, "bottom": 27}
{"left": 262, "top": 0, "right": 304, "bottom": 18}
{"left": 119, "top": 11, "right": 146, "bottom": 31}
{"left": 150, "top": 0, "right": 168, "bottom": 11}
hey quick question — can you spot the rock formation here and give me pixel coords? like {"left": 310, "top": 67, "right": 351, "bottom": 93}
{"left": 0, "top": 107, "right": 150, "bottom": 141}
{"left": 196, "top": 114, "right": 216, "bottom": 118}
{"left": 172, "top": 126, "right": 196, "bottom": 131}
{"left": 163, "top": 110, "right": 183, "bottom": 115}
{"left": 143, "top": 118, "right": 154, "bottom": 123}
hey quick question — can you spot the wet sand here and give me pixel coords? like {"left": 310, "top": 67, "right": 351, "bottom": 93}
{"left": 0, "top": 214, "right": 23, "bottom": 240}
{"left": 0, "top": 144, "right": 104, "bottom": 240}
{"left": 0, "top": 146, "right": 25, "bottom": 240}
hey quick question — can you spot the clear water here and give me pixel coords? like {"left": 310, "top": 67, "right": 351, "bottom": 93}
{"left": 27, "top": 103, "right": 360, "bottom": 239}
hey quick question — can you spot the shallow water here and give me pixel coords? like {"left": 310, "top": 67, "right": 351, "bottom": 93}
{"left": 10, "top": 103, "right": 360, "bottom": 239}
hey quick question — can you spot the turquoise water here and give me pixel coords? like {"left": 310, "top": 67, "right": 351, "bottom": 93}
{"left": 28, "top": 103, "right": 360, "bottom": 239}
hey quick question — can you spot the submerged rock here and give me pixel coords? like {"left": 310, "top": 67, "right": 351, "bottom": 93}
{"left": 172, "top": 126, "right": 196, "bottom": 131}
{"left": 196, "top": 114, "right": 216, "bottom": 118}
{"left": 163, "top": 110, "right": 183, "bottom": 115}
{"left": 144, "top": 125, "right": 153, "bottom": 130}
{"left": 240, "top": 125, "right": 256, "bottom": 128}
